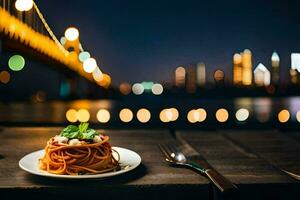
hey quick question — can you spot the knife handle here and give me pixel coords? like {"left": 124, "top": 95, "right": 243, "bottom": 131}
{"left": 205, "top": 169, "right": 237, "bottom": 192}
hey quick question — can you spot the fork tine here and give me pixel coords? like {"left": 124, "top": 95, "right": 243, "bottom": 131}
{"left": 166, "top": 143, "right": 178, "bottom": 154}
{"left": 161, "top": 143, "right": 174, "bottom": 158}
{"left": 158, "top": 144, "right": 172, "bottom": 161}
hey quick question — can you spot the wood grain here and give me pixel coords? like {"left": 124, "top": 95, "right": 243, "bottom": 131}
{"left": 0, "top": 127, "right": 300, "bottom": 199}
{"left": 0, "top": 127, "right": 210, "bottom": 200}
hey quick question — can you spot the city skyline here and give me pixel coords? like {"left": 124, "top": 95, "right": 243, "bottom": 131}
{"left": 2, "top": 0, "right": 300, "bottom": 100}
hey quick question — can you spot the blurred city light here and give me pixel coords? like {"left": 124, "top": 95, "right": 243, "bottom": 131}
{"left": 242, "top": 49, "right": 252, "bottom": 85}
{"left": 175, "top": 66, "right": 185, "bottom": 87}
{"left": 160, "top": 109, "right": 170, "bottom": 123}
{"left": 214, "top": 69, "right": 225, "bottom": 82}
{"left": 132, "top": 83, "right": 144, "bottom": 95}
{"left": 196, "top": 63, "right": 206, "bottom": 87}
{"left": 79, "top": 51, "right": 90, "bottom": 62}
{"left": 66, "top": 109, "right": 78, "bottom": 123}
{"left": 253, "top": 98, "right": 271, "bottom": 123}
{"left": 152, "top": 83, "right": 163, "bottom": 95}
{"left": 235, "top": 108, "right": 249, "bottom": 122}
{"left": 196, "top": 108, "right": 207, "bottom": 122}
{"left": 271, "top": 51, "right": 280, "bottom": 85}
{"left": 83, "top": 58, "right": 97, "bottom": 73}
{"left": 119, "top": 108, "right": 133, "bottom": 123}
{"left": 65, "top": 27, "right": 79, "bottom": 41}
{"left": 291, "top": 53, "right": 300, "bottom": 72}
{"left": 60, "top": 37, "right": 66, "bottom": 45}
{"left": 233, "top": 53, "right": 242, "bottom": 85}
{"left": 92, "top": 67, "right": 103, "bottom": 82}
{"left": 141, "top": 81, "right": 154, "bottom": 91}
{"left": 0, "top": 71, "right": 10, "bottom": 84}
{"left": 187, "top": 110, "right": 197, "bottom": 123}
{"left": 119, "top": 82, "right": 131, "bottom": 95}
{"left": 254, "top": 63, "right": 270, "bottom": 86}
{"left": 96, "top": 109, "right": 110, "bottom": 123}
{"left": 170, "top": 108, "right": 179, "bottom": 121}
{"left": 216, "top": 108, "right": 229, "bottom": 122}
{"left": 160, "top": 108, "right": 179, "bottom": 123}
{"left": 15, "top": 0, "right": 33, "bottom": 11}
{"left": 8, "top": 55, "right": 25, "bottom": 71}
{"left": 137, "top": 108, "right": 151, "bottom": 123}
{"left": 278, "top": 109, "right": 290, "bottom": 123}
{"left": 296, "top": 111, "right": 300, "bottom": 123}
{"left": 77, "top": 108, "right": 90, "bottom": 122}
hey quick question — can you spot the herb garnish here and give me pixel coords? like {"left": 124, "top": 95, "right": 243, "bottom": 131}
{"left": 60, "top": 123, "right": 98, "bottom": 140}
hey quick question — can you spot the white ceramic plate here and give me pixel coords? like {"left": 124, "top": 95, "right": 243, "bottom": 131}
{"left": 19, "top": 147, "right": 141, "bottom": 179}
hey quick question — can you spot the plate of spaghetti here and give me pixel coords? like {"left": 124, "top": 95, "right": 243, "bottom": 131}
{"left": 19, "top": 123, "right": 141, "bottom": 179}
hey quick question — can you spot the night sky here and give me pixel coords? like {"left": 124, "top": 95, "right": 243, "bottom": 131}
{"left": 2, "top": 0, "right": 300, "bottom": 98}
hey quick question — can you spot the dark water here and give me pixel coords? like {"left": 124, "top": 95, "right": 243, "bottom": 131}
{"left": 1, "top": 96, "right": 300, "bottom": 130}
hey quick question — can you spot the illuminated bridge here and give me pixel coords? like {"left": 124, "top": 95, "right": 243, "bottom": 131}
{"left": 0, "top": 0, "right": 111, "bottom": 98}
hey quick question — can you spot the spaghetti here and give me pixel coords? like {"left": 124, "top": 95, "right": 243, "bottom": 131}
{"left": 39, "top": 134, "right": 120, "bottom": 175}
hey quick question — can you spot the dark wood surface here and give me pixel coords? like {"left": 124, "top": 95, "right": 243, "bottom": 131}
{"left": 0, "top": 127, "right": 299, "bottom": 200}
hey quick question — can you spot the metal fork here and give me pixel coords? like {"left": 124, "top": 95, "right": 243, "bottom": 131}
{"left": 158, "top": 143, "right": 237, "bottom": 192}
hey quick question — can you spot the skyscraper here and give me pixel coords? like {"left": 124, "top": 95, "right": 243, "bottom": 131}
{"left": 196, "top": 62, "right": 206, "bottom": 87}
{"left": 271, "top": 51, "right": 280, "bottom": 85}
{"left": 242, "top": 49, "right": 252, "bottom": 86}
{"left": 233, "top": 53, "right": 242, "bottom": 86}
{"left": 290, "top": 53, "right": 300, "bottom": 85}
{"left": 254, "top": 63, "right": 271, "bottom": 86}
{"left": 175, "top": 66, "right": 186, "bottom": 88}
{"left": 186, "top": 65, "right": 197, "bottom": 93}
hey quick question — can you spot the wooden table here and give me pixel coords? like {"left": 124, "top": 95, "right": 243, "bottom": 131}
{"left": 0, "top": 127, "right": 299, "bottom": 200}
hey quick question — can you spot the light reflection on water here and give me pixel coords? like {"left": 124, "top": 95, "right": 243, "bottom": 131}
{"left": 0, "top": 97, "right": 300, "bottom": 126}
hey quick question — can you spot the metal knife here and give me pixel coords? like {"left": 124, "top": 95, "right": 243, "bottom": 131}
{"left": 175, "top": 132, "right": 237, "bottom": 192}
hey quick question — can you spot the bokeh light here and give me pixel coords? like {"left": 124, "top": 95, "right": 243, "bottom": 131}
{"left": 137, "top": 108, "right": 151, "bottom": 123}
{"left": 187, "top": 108, "right": 206, "bottom": 123}
{"left": 170, "top": 108, "right": 179, "bottom": 121}
{"left": 214, "top": 69, "right": 225, "bottom": 81}
{"left": 79, "top": 51, "right": 90, "bottom": 62}
{"left": 119, "top": 108, "right": 133, "bottom": 122}
{"left": 77, "top": 108, "right": 90, "bottom": 122}
{"left": 160, "top": 108, "right": 179, "bottom": 123}
{"left": 187, "top": 110, "right": 197, "bottom": 123}
{"left": 196, "top": 108, "right": 207, "bottom": 122}
{"left": 65, "top": 27, "right": 79, "bottom": 41}
{"left": 160, "top": 109, "right": 170, "bottom": 123}
{"left": 235, "top": 108, "right": 249, "bottom": 122}
{"left": 278, "top": 109, "right": 290, "bottom": 123}
{"left": 8, "top": 55, "right": 25, "bottom": 71}
{"left": 296, "top": 110, "right": 300, "bottom": 123}
{"left": 60, "top": 37, "right": 66, "bottom": 45}
{"left": 66, "top": 109, "right": 78, "bottom": 123}
{"left": 83, "top": 58, "right": 97, "bottom": 73}
{"left": 152, "top": 83, "right": 163, "bottom": 95}
{"left": 0, "top": 71, "right": 11, "bottom": 84}
{"left": 97, "top": 109, "right": 110, "bottom": 123}
{"left": 15, "top": 0, "right": 33, "bottom": 11}
{"left": 92, "top": 67, "right": 103, "bottom": 82}
{"left": 132, "top": 83, "right": 144, "bottom": 95}
{"left": 119, "top": 82, "right": 131, "bottom": 95}
{"left": 215, "top": 108, "right": 229, "bottom": 122}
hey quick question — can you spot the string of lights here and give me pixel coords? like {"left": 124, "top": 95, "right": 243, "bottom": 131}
{"left": 31, "top": 1, "right": 67, "bottom": 55}
{"left": 0, "top": 0, "right": 111, "bottom": 88}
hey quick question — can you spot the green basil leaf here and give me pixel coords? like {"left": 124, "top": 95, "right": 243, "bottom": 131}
{"left": 67, "top": 130, "right": 80, "bottom": 139}
{"left": 60, "top": 125, "right": 79, "bottom": 138}
{"left": 79, "top": 122, "right": 89, "bottom": 133}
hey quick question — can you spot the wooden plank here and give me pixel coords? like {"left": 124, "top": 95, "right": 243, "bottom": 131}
{"left": 176, "top": 130, "right": 294, "bottom": 184}
{"left": 222, "top": 130, "right": 300, "bottom": 181}
{"left": 0, "top": 127, "right": 210, "bottom": 200}
{"left": 176, "top": 130, "right": 300, "bottom": 199}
